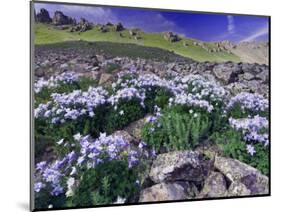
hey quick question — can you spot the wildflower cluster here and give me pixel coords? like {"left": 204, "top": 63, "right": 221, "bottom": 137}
{"left": 227, "top": 92, "right": 269, "bottom": 114}
{"left": 108, "top": 87, "right": 146, "bottom": 108}
{"left": 35, "top": 87, "right": 108, "bottom": 123}
{"left": 34, "top": 72, "right": 80, "bottom": 93}
{"left": 226, "top": 92, "right": 269, "bottom": 156}
{"left": 229, "top": 115, "right": 269, "bottom": 155}
{"left": 34, "top": 132, "right": 145, "bottom": 197}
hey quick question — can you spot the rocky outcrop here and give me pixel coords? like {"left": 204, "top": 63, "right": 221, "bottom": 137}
{"left": 114, "top": 22, "right": 125, "bottom": 32}
{"left": 36, "top": 8, "right": 52, "bottom": 23}
{"left": 214, "top": 156, "right": 269, "bottom": 195}
{"left": 139, "top": 182, "right": 197, "bottom": 202}
{"left": 52, "top": 11, "right": 76, "bottom": 25}
{"left": 70, "top": 18, "right": 91, "bottom": 32}
{"left": 149, "top": 151, "right": 211, "bottom": 183}
{"left": 164, "top": 32, "right": 180, "bottom": 42}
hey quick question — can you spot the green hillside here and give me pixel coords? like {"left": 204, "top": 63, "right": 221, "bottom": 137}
{"left": 34, "top": 23, "right": 240, "bottom": 63}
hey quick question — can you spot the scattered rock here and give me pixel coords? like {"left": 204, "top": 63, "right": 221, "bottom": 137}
{"left": 243, "top": 72, "right": 255, "bottom": 81}
{"left": 213, "top": 63, "right": 236, "bottom": 84}
{"left": 214, "top": 156, "right": 269, "bottom": 195}
{"left": 256, "top": 70, "right": 268, "bottom": 83}
{"left": 149, "top": 151, "right": 211, "bottom": 183}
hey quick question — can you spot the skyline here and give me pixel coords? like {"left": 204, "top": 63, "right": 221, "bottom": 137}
{"left": 34, "top": 2, "right": 269, "bottom": 43}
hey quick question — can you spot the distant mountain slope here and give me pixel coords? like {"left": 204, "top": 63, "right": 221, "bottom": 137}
{"left": 34, "top": 23, "right": 268, "bottom": 64}
{"left": 230, "top": 42, "right": 268, "bottom": 65}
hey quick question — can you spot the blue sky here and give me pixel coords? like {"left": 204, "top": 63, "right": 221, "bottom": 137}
{"left": 34, "top": 2, "right": 269, "bottom": 43}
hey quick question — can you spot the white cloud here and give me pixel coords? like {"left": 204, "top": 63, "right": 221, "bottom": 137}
{"left": 60, "top": 5, "right": 119, "bottom": 24}
{"left": 240, "top": 26, "right": 268, "bottom": 42}
{"left": 227, "top": 15, "right": 235, "bottom": 34}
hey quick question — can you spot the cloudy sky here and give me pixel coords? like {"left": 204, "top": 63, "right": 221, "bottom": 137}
{"left": 34, "top": 2, "right": 269, "bottom": 43}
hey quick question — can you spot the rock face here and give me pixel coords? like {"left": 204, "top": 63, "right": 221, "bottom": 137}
{"left": 198, "top": 171, "right": 227, "bottom": 198}
{"left": 164, "top": 32, "right": 180, "bottom": 42}
{"left": 214, "top": 156, "right": 269, "bottom": 195}
{"left": 52, "top": 11, "right": 76, "bottom": 25}
{"left": 139, "top": 182, "right": 197, "bottom": 202}
{"left": 149, "top": 151, "right": 211, "bottom": 183}
{"left": 36, "top": 8, "right": 52, "bottom": 23}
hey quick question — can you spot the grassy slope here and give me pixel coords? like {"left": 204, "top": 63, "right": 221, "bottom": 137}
{"left": 35, "top": 23, "right": 240, "bottom": 63}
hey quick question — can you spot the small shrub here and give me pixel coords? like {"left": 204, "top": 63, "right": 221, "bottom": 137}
{"left": 35, "top": 77, "right": 98, "bottom": 106}
{"left": 144, "top": 87, "right": 173, "bottom": 113}
{"left": 142, "top": 108, "right": 211, "bottom": 152}
{"left": 104, "top": 99, "right": 146, "bottom": 134}
{"left": 70, "top": 160, "right": 139, "bottom": 206}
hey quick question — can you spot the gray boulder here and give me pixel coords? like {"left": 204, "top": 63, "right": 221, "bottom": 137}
{"left": 243, "top": 72, "right": 255, "bottom": 81}
{"left": 213, "top": 63, "right": 237, "bottom": 84}
{"left": 214, "top": 156, "right": 269, "bottom": 195}
{"left": 124, "top": 115, "right": 151, "bottom": 139}
{"left": 227, "top": 182, "right": 251, "bottom": 196}
{"left": 197, "top": 171, "right": 227, "bottom": 198}
{"left": 139, "top": 182, "right": 197, "bottom": 202}
{"left": 149, "top": 151, "right": 211, "bottom": 183}
{"left": 256, "top": 70, "right": 268, "bottom": 83}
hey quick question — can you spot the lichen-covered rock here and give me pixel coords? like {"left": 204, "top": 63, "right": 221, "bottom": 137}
{"left": 149, "top": 151, "right": 211, "bottom": 183}
{"left": 197, "top": 171, "right": 227, "bottom": 198}
{"left": 214, "top": 156, "right": 268, "bottom": 195}
{"left": 139, "top": 182, "right": 197, "bottom": 202}
{"left": 227, "top": 182, "right": 251, "bottom": 196}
